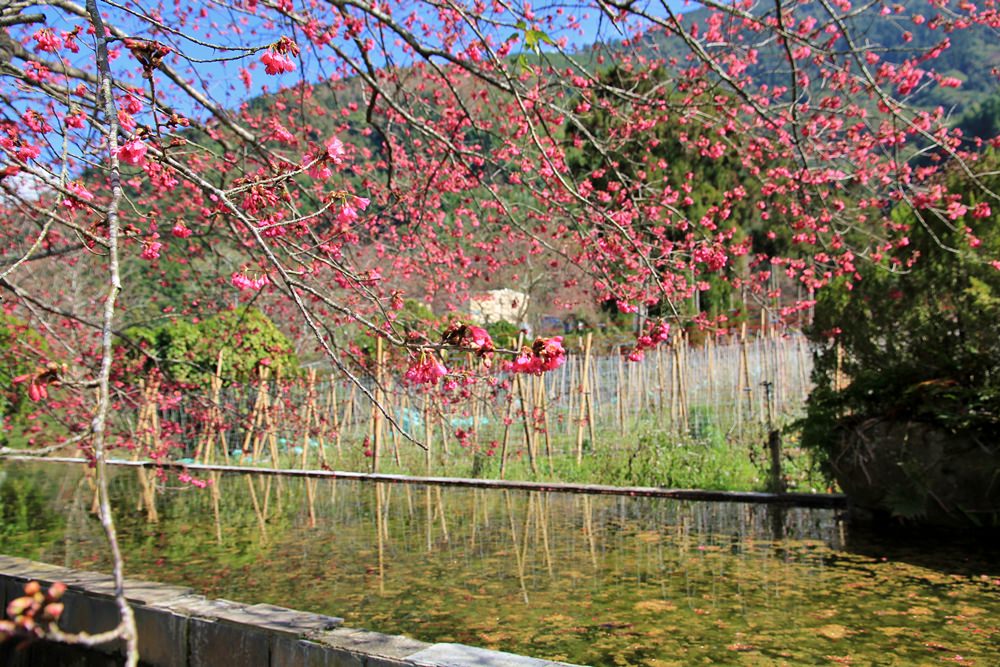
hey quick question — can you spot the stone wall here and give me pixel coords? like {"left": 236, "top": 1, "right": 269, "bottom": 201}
{"left": 0, "top": 555, "right": 574, "bottom": 667}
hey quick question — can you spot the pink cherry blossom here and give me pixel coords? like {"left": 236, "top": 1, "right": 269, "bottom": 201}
{"left": 171, "top": 222, "right": 192, "bottom": 238}
{"left": 404, "top": 355, "right": 448, "bottom": 385}
{"left": 140, "top": 236, "right": 163, "bottom": 260}
{"left": 261, "top": 51, "right": 296, "bottom": 75}
{"left": 118, "top": 139, "right": 147, "bottom": 166}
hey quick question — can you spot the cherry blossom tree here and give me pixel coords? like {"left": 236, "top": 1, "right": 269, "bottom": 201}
{"left": 1, "top": 0, "right": 997, "bottom": 660}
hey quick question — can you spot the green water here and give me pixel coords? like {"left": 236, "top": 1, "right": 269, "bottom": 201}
{"left": 1, "top": 463, "right": 998, "bottom": 666}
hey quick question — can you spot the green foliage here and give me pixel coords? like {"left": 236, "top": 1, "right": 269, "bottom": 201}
{"left": 0, "top": 315, "right": 49, "bottom": 423}
{"left": 956, "top": 90, "right": 1000, "bottom": 143}
{"left": 803, "top": 151, "right": 1000, "bottom": 457}
{"left": 484, "top": 319, "right": 521, "bottom": 346}
{"left": 0, "top": 467, "right": 64, "bottom": 559}
{"left": 122, "top": 307, "right": 299, "bottom": 385}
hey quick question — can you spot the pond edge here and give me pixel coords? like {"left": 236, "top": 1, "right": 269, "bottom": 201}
{"left": 4, "top": 456, "right": 847, "bottom": 508}
{"left": 0, "top": 554, "right": 579, "bottom": 666}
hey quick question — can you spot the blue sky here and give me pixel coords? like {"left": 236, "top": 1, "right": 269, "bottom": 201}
{"left": 22, "top": 1, "right": 697, "bottom": 124}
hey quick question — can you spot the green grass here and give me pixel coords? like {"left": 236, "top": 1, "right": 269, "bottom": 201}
{"left": 256, "top": 412, "right": 829, "bottom": 493}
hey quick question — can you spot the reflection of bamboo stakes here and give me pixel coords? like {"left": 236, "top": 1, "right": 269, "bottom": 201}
{"left": 537, "top": 493, "right": 553, "bottom": 578}
{"left": 470, "top": 489, "right": 478, "bottom": 550}
{"left": 211, "top": 471, "right": 223, "bottom": 545}
{"left": 375, "top": 483, "right": 385, "bottom": 595}
{"left": 575, "top": 332, "right": 593, "bottom": 465}
{"left": 520, "top": 494, "right": 533, "bottom": 568}
{"left": 262, "top": 476, "right": 273, "bottom": 521}
{"left": 403, "top": 483, "right": 414, "bottom": 518}
{"left": 424, "top": 486, "right": 433, "bottom": 552}
{"left": 582, "top": 495, "right": 598, "bottom": 571}
{"left": 381, "top": 483, "right": 393, "bottom": 542}
{"left": 480, "top": 487, "right": 491, "bottom": 529}
{"left": 246, "top": 476, "right": 267, "bottom": 540}
{"left": 503, "top": 490, "right": 529, "bottom": 604}
{"left": 305, "top": 478, "right": 317, "bottom": 528}
{"left": 435, "top": 486, "right": 449, "bottom": 543}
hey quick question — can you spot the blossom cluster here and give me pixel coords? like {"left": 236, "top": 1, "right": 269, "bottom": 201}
{"left": 404, "top": 354, "right": 448, "bottom": 385}
{"left": 231, "top": 271, "right": 271, "bottom": 291}
{"left": 11, "top": 364, "right": 63, "bottom": 402}
{"left": 261, "top": 51, "right": 296, "bottom": 75}
{"left": 118, "top": 138, "right": 148, "bottom": 166}
{"left": 442, "top": 323, "right": 495, "bottom": 367}
{"left": 627, "top": 321, "right": 671, "bottom": 362}
{"left": 507, "top": 336, "right": 566, "bottom": 374}
{"left": 0, "top": 581, "right": 66, "bottom": 642}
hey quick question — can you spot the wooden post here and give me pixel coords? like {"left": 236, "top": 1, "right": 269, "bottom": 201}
{"left": 767, "top": 429, "right": 785, "bottom": 493}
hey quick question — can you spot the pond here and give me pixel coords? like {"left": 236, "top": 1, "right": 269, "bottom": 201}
{"left": 1, "top": 462, "right": 998, "bottom": 665}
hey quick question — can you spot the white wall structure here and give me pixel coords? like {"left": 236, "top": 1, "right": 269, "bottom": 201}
{"left": 468, "top": 288, "right": 528, "bottom": 325}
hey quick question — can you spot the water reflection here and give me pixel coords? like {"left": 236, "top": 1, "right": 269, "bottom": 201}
{"left": 1, "top": 463, "right": 997, "bottom": 666}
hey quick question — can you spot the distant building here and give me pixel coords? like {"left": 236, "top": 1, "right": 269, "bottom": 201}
{"left": 468, "top": 288, "right": 528, "bottom": 325}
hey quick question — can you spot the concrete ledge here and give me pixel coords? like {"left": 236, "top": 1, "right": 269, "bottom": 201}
{"left": 0, "top": 555, "right": 581, "bottom": 666}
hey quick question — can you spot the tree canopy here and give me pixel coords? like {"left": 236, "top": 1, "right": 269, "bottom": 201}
{"left": 1, "top": 0, "right": 999, "bottom": 654}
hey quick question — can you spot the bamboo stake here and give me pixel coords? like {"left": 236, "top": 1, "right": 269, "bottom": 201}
{"left": 372, "top": 337, "right": 384, "bottom": 473}
{"left": 423, "top": 392, "right": 433, "bottom": 475}
{"left": 515, "top": 373, "right": 539, "bottom": 476}
{"left": 330, "top": 377, "right": 342, "bottom": 462}
{"left": 536, "top": 375, "right": 553, "bottom": 475}
{"left": 656, "top": 346, "right": 666, "bottom": 426}
{"left": 616, "top": 354, "right": 626, "bottom": 436}
{"left": 498, "top": 384, "right": 515, "bottom": 479}
{"left": 574, "top": 332, "right": 592, "bottom": 465}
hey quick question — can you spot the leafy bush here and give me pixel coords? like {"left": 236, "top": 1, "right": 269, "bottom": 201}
{"left": 803, "top": 152, "right": 1000, "bottom": 457}
{"left": 0, "top": 315, "right": 50, "bottom": 425}
{"left": 121, "top": 307, "right": 299, "bottom": 385}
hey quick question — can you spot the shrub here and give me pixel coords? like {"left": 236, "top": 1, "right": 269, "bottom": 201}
{"left": 802, "top": 152, "right": 1000, "bottom": 523}
{"left": 121, "top": 307, "right": 299, "bottom": 385}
